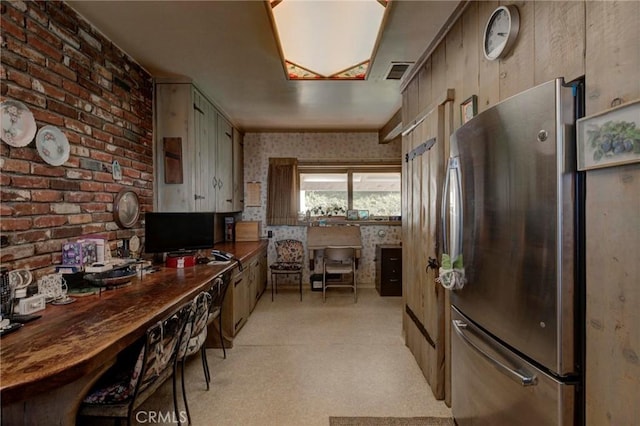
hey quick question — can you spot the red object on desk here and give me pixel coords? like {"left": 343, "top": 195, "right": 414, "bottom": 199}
{"left": 165, "top": 253, "right": 196, "bottom": 268}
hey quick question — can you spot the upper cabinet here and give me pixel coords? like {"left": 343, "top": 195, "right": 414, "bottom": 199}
{"left": 155, "top": 82, "right": 241, "bottom": 213}
{"left": 215, "top": 114, "right": 234, "bottom": 212}
{"left": 232, "top": 128, "right": 244, "bottom": 212}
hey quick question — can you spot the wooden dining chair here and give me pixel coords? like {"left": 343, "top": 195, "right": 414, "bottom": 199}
{"left": 78, "top": 301, "right": 194, "bottom": 426}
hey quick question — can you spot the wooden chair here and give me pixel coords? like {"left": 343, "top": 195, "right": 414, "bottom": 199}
{"left": 78, "top": 301, "right": 194, "bottom": 426}
{"left": 269, "top": 239, "right": 304, "bottom": 301}
{"left": 323, "top": 246, "right": 357, "bottom": 303}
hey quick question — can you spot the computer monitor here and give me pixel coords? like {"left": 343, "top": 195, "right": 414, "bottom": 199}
{"left": 144, "top": 212, "right": 214, "bottom": 254}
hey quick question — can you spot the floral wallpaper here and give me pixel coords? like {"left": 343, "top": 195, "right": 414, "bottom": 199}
{"left": 242, "top": 132, "right": 402, "bottom": 287}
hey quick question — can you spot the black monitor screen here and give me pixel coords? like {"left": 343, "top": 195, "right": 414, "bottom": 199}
{"left": 144, "top": 212, "right": 214, "bottom": 254}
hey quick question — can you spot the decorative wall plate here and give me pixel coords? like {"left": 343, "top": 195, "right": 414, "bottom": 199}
{"left": 0, "top": 99, "right": 37, "bottom": 147}
{"left": 114, "top": 189, "right": 140, "bottom": 228}
{"left": 36, "top": 125, "right": 70, "bottom": 166}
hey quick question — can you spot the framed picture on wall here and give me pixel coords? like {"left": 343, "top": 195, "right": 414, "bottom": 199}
{"left": 461, "top": 95, "right": 477, "bottom": 124}
{"left": 577, "top": 100, "right": 640, "bottom": 171}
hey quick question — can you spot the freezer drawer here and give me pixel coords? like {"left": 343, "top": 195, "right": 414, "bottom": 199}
{"left": 452, "top": 307, "right": 575, "bottom": 426}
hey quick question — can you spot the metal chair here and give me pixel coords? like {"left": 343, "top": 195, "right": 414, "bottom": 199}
{"left": 323, "top": 246, "right": 357, "bottom": 303}
{"left": 176, "top": 291, "right": 212, "bottom": 425}
{"left": 78, "top": 300, "right": 194, "bottom": 426}
{"left": 269, "top": 239, "right": 304, "bottom": 301}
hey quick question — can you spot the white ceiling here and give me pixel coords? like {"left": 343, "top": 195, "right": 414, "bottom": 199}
{"left": 67, "top": 1, "right": 461, "bottom": 132}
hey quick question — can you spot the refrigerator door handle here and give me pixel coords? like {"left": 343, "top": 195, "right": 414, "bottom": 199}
{"left": 442, "top": 157, "right": 462, "bottom": 258}
{"left": 453, "top": 319, "right": 538, "bottom": 387}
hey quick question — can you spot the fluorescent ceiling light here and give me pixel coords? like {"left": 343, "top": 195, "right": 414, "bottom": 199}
{"left": 270, "top": 0, "right": 387, "bottom": 80}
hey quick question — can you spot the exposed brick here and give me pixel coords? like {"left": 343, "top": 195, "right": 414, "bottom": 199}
{"left": 78, "top": 75, "right": 102, "bottom": 94}
{"left": 67, "top": 213, "right": 92, "bottom": 224}
{"left": 31, "top": 163, "right": 66, "bottom": 177}
{"left": 1, "top": 188, "right": 31, "bottom": 202}
{"left": 93, "top": 193, "right": 113, "bottom": 203}
{"left": 70, "top": 145, "right": 89, "bottom": 158}
{"left": 66, "top": 169, "right": 92, "bottom": 180}
{"left": 80, "top": 203, "right": 106, "bottom": 213}
{"left": 51, "top": 203, "right": 81, "bottom": 215}
{"left": 11, "top": 229, "right": 50, "bottom": 244}
{"left": 13, "top": 203, "right": 50, "bottom": 216}
{"left": 50, "top": 180, "right": 80, "bottom": 191}
{"left": 15, "top": 254, "right": 53, "bottom": 271}
{"left": 31, "top": 107, "right": 64, "bottom": 126}
{"left": 32, "top": 215, "right": 67, "bottom": 228}
{"left": 26, "top": 17, "right": 61, "bottom": 48}
{"left": 34, "top": 238, "right": 64, "bottom": 255}
{"left": 79, "top": 28, "right": 102, "bottom": 52}
{"left": 6, "top": 85, "right": 47, "bottom": 107}
{"left": 11, "top": 175, "right": 49, "bottom": 188}
{"left": 1, "top": 158, "right": 30, "bottom": 174}
{"left": 64, "top": 117, "right": 91, "bottom": 135}
{"left": 0, "top": 217, "right": 32, "bottom": 231}
{"left": 7, "top": 68, "right": 32, "bottom": 89}
{"left": 0, "top": 243, "right": 35, "bottom": 262}
{"left": 6, "top": 36, "right": 46, "bottom": 66}
{"left": 90, "top": 150, "right": 113, "bottom": 164}
{"left": 47, "top": 59, "right": 76, "bottom": 81}
{"left": 26, "top": 34, "right": 63, "bottom": 62}
{"left": 28, "top": 62, "right": 63, "bottom": 88}
{"left": 0, "top": 204, "right": 13, "bottom": 216}
{"left": 122, "top": 168, "right": 141, "bottom": 179}
{"left": 64, "top": 192, "right": 93, "bottom": 203}
{"left": 79, "top": 110, "right": 104, "bottom": 128}
{"left": 92, "top": 212, "right": 113, "bottom": 222}
{"left": 79, "top": 181, "right": 104, "bottom": 192}
{"left": 38, "top": 79, "right": 67, "bottom": 101}
{"left": 48, "top": 98, "right": 78, "bottom": 118}
{"left": 1, "top": 51, "right": 28, "bottom": 72}
{"left": 104, "top": 183, "right": 123, "bottom": 193}
{"left": 51, "top": 226, "right": 83, "bottom": 239}
{"left": 31, "top": 189, "right": 63, "bottom": 202}
{"left": 93, "top": 171, "right": 112, "bottom": 183}
{"left": 81, "top": 223, "right": 106, "bottom": 235}
{"left": 1, "top": 14, "right": 26, "bottom": 42}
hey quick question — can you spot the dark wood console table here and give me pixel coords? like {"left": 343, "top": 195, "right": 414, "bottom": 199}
{"left": 0, "top": 240, "right": 266, "bottom": 425}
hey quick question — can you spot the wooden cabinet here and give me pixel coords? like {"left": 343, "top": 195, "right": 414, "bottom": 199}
{"left": 232, "top": 128, "right": 244, "bottom": 212}
{"left": 155, "top": 82, "right": 241, "bottom": 213}
{"left": 215, "top": 114, "right": 234, "bottom": 212}
{"left": 375, "top": 244, "right": 402, "bottom": 296}
{"left": 230, "top": 266, "right": 249, "bottom": 335}
{"left": 221, "top": 244, "right": 268, "bottom": 340}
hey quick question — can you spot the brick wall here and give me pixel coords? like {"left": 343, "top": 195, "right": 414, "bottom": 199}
{"left": 0, "top": 1, "right": 154, "bottom": 277}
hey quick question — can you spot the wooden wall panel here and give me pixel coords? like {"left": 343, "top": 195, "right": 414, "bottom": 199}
{"left": 534, "top": 1, "right": 585, "bottom": 85}
{"left": 585, "top": 1, "right": 640, "bottom": 115}
{"left": 477, "top": 1, "right": 500, "bottom": 113}
{"left": 585, "top": 164, "right": 640, "bottom": 426}
{"left": 499, "top": 0, "right": 535, "bottom": 100}
{"left": 401, "top": 0, "right": 640, "bottom": 413}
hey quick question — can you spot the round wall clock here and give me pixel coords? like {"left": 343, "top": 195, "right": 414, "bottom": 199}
{"left": 113, "top": 189, "right": 140, "bottom": 228}
{"left": 483, "top": 5, "right": 520, "bottom": 61}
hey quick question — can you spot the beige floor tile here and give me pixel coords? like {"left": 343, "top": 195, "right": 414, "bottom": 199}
{"left": 135, "top": 288, "right": 451, "bottom": 425}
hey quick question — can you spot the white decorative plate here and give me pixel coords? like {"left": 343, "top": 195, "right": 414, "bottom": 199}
{"left": 36, "top": 125, "right": 70, "bottom": 166}
{"left": 0, "top": 99, "right": 37, "bottom": 147}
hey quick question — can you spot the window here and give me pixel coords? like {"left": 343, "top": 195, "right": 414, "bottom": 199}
{"left": 299, "top": 163, "right": 401, "bottom": 218}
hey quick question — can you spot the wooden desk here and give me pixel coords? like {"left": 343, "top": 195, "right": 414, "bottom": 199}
{"left": 306, "top": 226, "right": 362, "bottom": 270}
{"left": 0, "top": 241, "right": 266, "bottom": 425}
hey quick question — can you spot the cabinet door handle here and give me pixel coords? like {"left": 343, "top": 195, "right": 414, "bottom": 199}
{"left": 389, "top": 257, "right": 399, "bottom": 261}
{"left": 219, "top": 179, "right": 223, "bottom": 189}
{"left": 226, "top": 199, "right": 232, "bottom": 203}
{"left": 194, "top": 194, "right": 205, "bottom": 200}
{"left": 212, "top": 177, "right": 218, "bottom": 189}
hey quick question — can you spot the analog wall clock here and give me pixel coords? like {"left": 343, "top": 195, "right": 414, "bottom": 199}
{"left": 113, "top": 189, "right": 140, "bottom": 228}
{"left": 483, "top": 5, "right": 520, "bottom": 61}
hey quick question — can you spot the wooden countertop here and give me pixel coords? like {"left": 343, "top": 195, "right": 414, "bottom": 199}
{"left": 0, "top": 240, "right": 267, "bottom": 406}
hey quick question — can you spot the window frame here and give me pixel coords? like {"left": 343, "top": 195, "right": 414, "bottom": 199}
{"left": 298, "top": 161, "right": 401, "bottom": 217}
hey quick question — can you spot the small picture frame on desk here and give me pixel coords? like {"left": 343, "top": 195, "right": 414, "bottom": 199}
{"left": 347, "top": 209, "right": 358, "bottom": 220}
{"left": 357, "top": 210, "right": 369, "bottom": 220}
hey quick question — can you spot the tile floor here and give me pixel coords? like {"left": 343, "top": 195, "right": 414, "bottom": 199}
{"left": 136, "top": 287, "right": 451, "bottom": 425}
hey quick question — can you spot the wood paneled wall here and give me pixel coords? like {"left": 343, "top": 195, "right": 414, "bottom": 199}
{"left": 401, "top": 1, "right": 640, "bottom": 420}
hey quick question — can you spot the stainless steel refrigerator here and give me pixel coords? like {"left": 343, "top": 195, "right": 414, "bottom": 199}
{"left": 443, "top": 78, "right": 583, "bottom": 425}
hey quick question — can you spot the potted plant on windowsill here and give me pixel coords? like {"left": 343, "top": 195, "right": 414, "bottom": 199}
{"left": 311, "top": 205, "right": 346, "bottom": 218}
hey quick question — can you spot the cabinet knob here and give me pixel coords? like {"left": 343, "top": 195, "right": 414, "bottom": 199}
{"left": 194, "top": 194, "right": 205, "bottom": 200}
